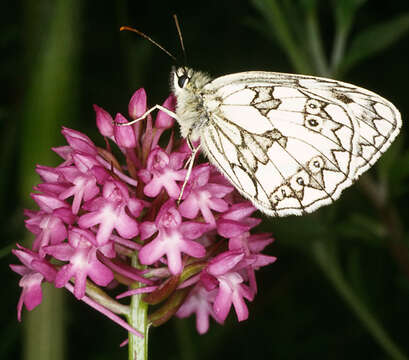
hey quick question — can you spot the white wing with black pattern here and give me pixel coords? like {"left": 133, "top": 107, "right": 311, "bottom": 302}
{"left": 171, "top": 68, "right": 401, "bottom": 217}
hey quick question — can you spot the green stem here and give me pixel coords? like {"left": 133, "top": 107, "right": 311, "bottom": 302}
{"left": 312, "top": 240, "right": 408, "bottom": 360}
{"left": 128, "top": 253, "right": 149, "bottom": 360}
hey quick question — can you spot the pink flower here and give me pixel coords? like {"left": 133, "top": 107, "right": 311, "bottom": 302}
{"left": 26, "top": 194, "right": 75, "bottom": 256}
{"left": 179, "top": 165, "right": 233, "bottom": 225}
{"left": 176, "top": 285, "right": 221, "bottom": 334}
{"left": 78, "top": 180, "right": 140, "bottom": 244}
{"left": 139, "top": 200, "right": 208, "bottom": 275}
{"left": 94, "top": 104, "right": 114, "bottom": 138}
{"left": 114, "top": 113, "right": 137, "bottom": 148}
{"left": 58, "top": 154, "right": 106, "bottom": 214}
{"left": 45, "top": 228, "right": 114, "bottom": 299}
{"left": 12, "top": 87, "right": 276, "bottom": 336}
{"left": 203, "top": 250, "right": 253, "bottom": 322}
{"left": 128, "top": 88, "right": 147, "bottom": 120}
{"left": 10, "top": 245, "right": 57, "bottom": 321}
{"left": 139, "top": 148, "right": 187, "bottom": 198}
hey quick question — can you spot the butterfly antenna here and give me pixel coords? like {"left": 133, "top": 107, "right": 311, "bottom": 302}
{"left": 120, "top": 26, "right": 177, "bottom": 61}
{"left": 173, "top": 14, "right": 187, "bottom": 65}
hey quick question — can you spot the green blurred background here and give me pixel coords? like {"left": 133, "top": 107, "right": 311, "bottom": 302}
{"left": 2, "top": 0, "right": 409, "bottom": 359}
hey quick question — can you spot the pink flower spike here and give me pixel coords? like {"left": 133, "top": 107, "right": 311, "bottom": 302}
{"left": 94, "top": 104, "right": 114, "bottom": 137}
{"left": 14, "top": 87, "right": 277, "bottom": 335}
{"left": 128, "top": 88, "right": 147, "bottom": 120}
{"left": 155, "top": 95, "right": 176, "bottom": 129}
{"left": 113, "top": 113, "right": 137, "bottom": 148}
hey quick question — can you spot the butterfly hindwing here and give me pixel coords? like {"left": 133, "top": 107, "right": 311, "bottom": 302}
{"left": 199, "top": 72, "right": 401, "bottom": 216}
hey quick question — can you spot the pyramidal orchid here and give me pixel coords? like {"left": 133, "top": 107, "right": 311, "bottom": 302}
{"left": 10, "top": 88, "right": 276, "bottom": 356}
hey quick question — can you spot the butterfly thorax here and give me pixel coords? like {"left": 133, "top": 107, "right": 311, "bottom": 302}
{"left": 171, "top": 67, "right": 212, "bottom": 141}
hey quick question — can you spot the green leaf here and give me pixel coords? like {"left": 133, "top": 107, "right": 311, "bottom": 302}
{"left": 341, "top": 13, "right": 409, "bottom": 72}
{"left": 376, "top": 134, "right": 409, "bottom": 198}
{"left": 332, "top": 0, "right": 367, "bottom": 30}
{"left": 336, "top": 214, "right": 385, "bottom": 245}
{"left": 298, "top": 0, "right": 318, "bottom": 12}
{"left": 0, "top": 243, "right": 14, "bottom": 259}
{"left": 250, "top": 0, "right": 313, "bottom": 73}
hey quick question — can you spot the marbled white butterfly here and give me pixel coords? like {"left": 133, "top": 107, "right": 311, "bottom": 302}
{"left": 120, "top": 24, "right": 401, "bottom": 217}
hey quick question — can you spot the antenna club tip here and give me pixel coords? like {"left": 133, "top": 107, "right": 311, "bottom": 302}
{"left": 120, "top": 26, "right": 135, "bottom": 32}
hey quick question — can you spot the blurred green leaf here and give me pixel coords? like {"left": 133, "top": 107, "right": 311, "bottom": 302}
{"left": 312, "top": 239, "right": 408, "bottom": 360}
{"left": 305, "top": 7, "right": 329, "bottom": 76}
{"left": 299, "top": 0, "right": 318, "bottom": 12}
{"left": 332, "top": 0, "right": 367, "bottom": 30}
{"left": 377, "top": 135, "right": 409, "bottom": 198}
{"left": 377, "top": 136, "right": 405, "bottom": 182}
{"left": 346, "top": 249, "right": 370, "bottom": 302}
{"left": 337, "top": 213, "right": 385, "bottom": 245}
{"left": 330, "top": 0, "right": 367, "bottom": 74}
{"left": 251, "top": 0, "right": 313, "bottom": 73}
{"left": 341, "top": 13, "right": 409, "bottom": 72}
{"left": 0, "top": 243, "right": 14, "bottom": 259}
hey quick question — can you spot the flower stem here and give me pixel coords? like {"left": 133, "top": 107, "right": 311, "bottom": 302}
{"left": 128, "top": 253, "right": 149, "bottom": 360}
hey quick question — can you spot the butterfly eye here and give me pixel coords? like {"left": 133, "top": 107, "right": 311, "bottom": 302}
{"left": 178, "top": 74, "right": 189, "bottom": 88}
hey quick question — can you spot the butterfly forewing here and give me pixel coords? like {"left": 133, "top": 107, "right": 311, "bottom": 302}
{"left": 198, "top": 71, "right": 401, "bottom": 216}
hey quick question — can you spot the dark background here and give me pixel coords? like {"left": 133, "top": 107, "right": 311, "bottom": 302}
{"left": 2, "top": 1, "right": 409, "bottom": 359}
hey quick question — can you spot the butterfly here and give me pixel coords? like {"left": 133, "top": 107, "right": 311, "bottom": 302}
{"left": 119, "top": 26, "right": 401, "bottom": 217}
{"left": 167, "top": 67, "right": 401, "bottom": 216}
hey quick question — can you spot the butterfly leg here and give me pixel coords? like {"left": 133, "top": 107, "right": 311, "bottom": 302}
{"left": 114, "top": 104, "right": 179, "bottom": 126}
{"left": 177, "top": 141, "right": 201, "bottom": 204}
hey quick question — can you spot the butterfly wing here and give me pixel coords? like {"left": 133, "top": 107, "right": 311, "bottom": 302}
{"left": 199, "top": 72, "right": 401, "bottom": 216}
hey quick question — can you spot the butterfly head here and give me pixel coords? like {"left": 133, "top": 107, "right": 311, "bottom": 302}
{"left": 170, "top": 66, "right": 212, "bottom": 140}
{"left": 170, "top": 66, "right": 210, "bottom": 96}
